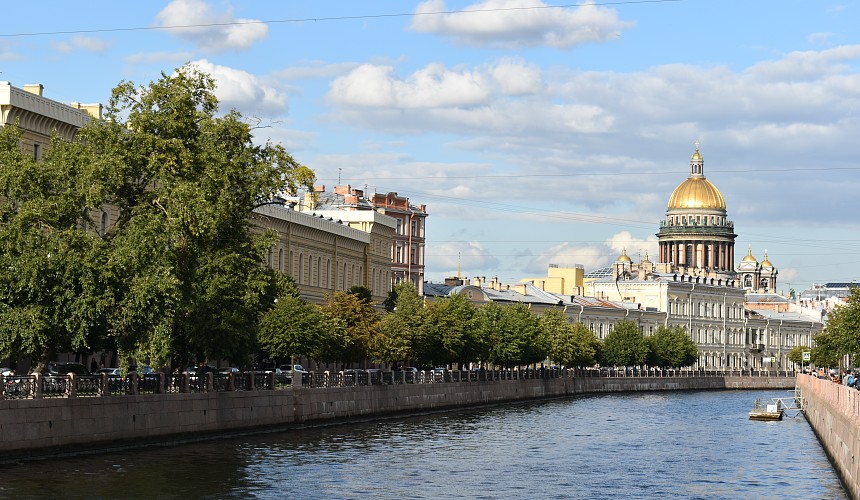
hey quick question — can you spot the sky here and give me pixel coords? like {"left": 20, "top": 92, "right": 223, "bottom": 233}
{"left": 1, "top": 0, "right": 859, "bottom": 294}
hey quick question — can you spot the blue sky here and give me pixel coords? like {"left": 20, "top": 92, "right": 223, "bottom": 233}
{"left": 2, "top": 1, "right": 859, "bottom": 294}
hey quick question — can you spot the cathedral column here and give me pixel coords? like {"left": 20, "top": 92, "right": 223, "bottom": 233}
{"left": 697, "top": 242, "right": 704, "bottom": 268}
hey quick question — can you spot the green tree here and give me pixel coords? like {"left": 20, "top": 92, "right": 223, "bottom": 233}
{"left": 541, "top": 310, "right": 598, "bottom": 367}
{"left": 819, "top": 287, "right": 860, "bottom": 362}
{"left": 601, "top": 320, "right": 648, "bottom": 367}
{"left": 419, "top": 293, "right": 478, "bottom": 368}
{"left": 0, "top": 65, "right": 317, "bottom": 372}
{"left": 472, "top": 303, "right": 544, "bottom": 368}
{"left": 787, "top": 345, "right": 811, "bottom": 367}
{"left": 810, "top": 331, "right": 842, "bottom": 368}
{"left": 320, "top": 291, "right": 380, "bottom": 366}
{"left": 347, "top": 285, "right": 373, "bottom": 305}
{"left": 0, "top": 125, "right": 118, "bottom": 372}
{"left": 258, "top": 294, "right": 332, "bottom": 367}
{"left": 646, "top": 325, "right": 698, "bottom": 368}
{"left": 374, "top": 282, "right": 424, "bottom": 365}
{"left": 98, "top": 66, "right": 314, "bottom": 370}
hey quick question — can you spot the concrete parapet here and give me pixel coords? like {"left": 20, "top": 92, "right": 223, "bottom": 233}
{"left": 0, "top": 374, "right": 795, "bottom": 460}
{"left": 797, "top": 374, "right": 860, "bottom": 499}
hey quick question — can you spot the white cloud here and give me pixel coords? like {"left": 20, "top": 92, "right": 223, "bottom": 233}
{"left": 50, "top": 36, "right": 110, "bottom": 54}
{"left": 604, "top": 231, "right": 658, "bottom": 263}
{"left": 524, "top": 243, "right": 611, "bottom": 274}
{"left": 189, "top": 59, "right": 288, "bottom": 116}
{"left": 155, "top": 0, "right": 267, "bottom": 52}
{"left": 125, "top": 51, "right": 195, "bottom": 65}
{"left": 274, "top": 62, "right": 361, "bottom": 81}
{"left": 329, "top": 63, "right": 491, "bottom": 108}
{"left": 411, "top": 0, "right": 634, "bottom": 49}
{"left": 746, "top": 45, "right": 860, "bottom": 81}
{"left": 428, "top": 240, "right": 501, "bottom": 276}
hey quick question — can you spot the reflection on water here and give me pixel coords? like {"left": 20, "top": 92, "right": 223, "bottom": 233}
{"left": 0, "top": 390, "right": 846, "bottom": 499}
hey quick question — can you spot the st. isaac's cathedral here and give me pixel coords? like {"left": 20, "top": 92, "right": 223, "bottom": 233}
{"left": 654, "top": 144, "right": 777, "bottom": 292}
{"left": 587, "top": 145, "right": 818, "bottom": 370}
{"left": 432, "top": 146, "right": 821, "bottom": 370}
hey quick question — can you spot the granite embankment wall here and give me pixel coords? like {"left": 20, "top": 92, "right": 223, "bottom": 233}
{"left": 797, "top": 374, "right": 860, "bottom": 499}
{"left": 0, "top": 375, "right": 795, "bottom": 459}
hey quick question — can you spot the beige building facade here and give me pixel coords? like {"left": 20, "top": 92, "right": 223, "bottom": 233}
{"left": 253, "top": 204, "right": 395, "bottom": 304}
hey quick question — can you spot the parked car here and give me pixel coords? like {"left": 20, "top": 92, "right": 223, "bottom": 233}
{"left": 46, "top": 362, "right": 89, "bottom": 376}
{"left": 220, "top": 367, "right": 240, "bottom": 375}
{"left": 97, "top": 367, "right": 122, "bottom": 376}
{"left": 279, "top": 364, "right": 308, "bottom": 374}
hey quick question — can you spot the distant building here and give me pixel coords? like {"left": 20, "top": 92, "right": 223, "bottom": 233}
{"left": 253, "top": 203, "right": 395, "bottom": 304}
{"left": 425, "top": 146, "right": 819, "bottom": 371}
{"left": 656, "top": 144, "right": 737, "bottom": 280}
{"left": 1, "top": 81, "right": 101, "bottom": 158}
{"left": 518, "top": 264, "right": 585, "bottom": 296}
{"left": 304, "top": 185, "right": 428, "bottom": 295}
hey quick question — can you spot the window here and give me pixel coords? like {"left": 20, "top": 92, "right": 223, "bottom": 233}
{"left": 101, "top": 212, "right": 107, "bottom": 234}
{"left": 278, "top": 249, "right": 283, "bottom": 271}
{"left": 33, "top": 143, "right": 40, "bottom": 160}
{"left": 298, "top": 253, "right": 304, "bottom": 284}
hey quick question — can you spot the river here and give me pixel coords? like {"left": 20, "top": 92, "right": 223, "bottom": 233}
{"left": 0, "top": 389, "right": 846, "bottom": 499}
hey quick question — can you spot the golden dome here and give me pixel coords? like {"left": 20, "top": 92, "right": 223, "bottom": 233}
{"left": 742, "top": 247, "right": 758, "bottom": 263}
{"left": 617, "top": 248, "right": 632, "bottom": 263}
{"left": 667, "top": 177, "right": 726, "bottom": 210}
{"left": 761, "top": 251, "right": 773, "bottom": 267}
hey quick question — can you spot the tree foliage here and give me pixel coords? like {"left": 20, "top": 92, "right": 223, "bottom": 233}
{"left": 319, "top": 291, "right": 380, "bottom": 366}
{"left": 541, "top": 309, "right": 599, "bottom": 367}
{"left": 374, "top": 282, "right": 424, "bottom": 365}
{"left": 258, "top": 295, "right": 331, "bottom": 367}
{"left": 0, "top": 64, "right": 316, "bottom": 371}
{"left": 817, "top": 287, "right": 860, "bottom": 364}
{"left": 601, "top": 320, "right": 648, "bottom": 367}
{"left": 646, "top": 325, "right": 698, "bottom": 368}
{"left": 787, "top": 345, "right": 811, "bottom": 367}
{"left": 418, "top": 293, "right": 478, "bottom": 368}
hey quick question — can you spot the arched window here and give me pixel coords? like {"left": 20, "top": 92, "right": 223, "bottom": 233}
{"left": 298, "top": 253, "right": 304, "bottom": 284}
{"left": 317, "top": 257, "right": 322, "bottom": 286}
{"left": 101, "top": 212, "right": 108, "bottom": 234}
{"left": 278, "top": 249, "right": 283, "bottom": 271}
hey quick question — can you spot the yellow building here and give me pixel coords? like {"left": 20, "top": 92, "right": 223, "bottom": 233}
{"left": 519, "top": 264, "right": 584, "bottom": 295}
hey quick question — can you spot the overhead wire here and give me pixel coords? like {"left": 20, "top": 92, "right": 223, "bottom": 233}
{"left": 0, "top": 1, "right": 683, "bottom": 38}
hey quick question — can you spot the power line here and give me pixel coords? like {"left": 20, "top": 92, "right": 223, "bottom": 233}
{"left": 324, "top": 165, "right": 860, "bottom": 182}
{"left": 0, "top": 0, "right": 682, "bottom": 38}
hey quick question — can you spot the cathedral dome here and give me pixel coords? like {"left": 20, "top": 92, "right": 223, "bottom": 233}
{"left": 667, "top": 178, "right": 726, "bottom": 210}
{"left": 742, "top": 247, "right": 758, "bottom": 263}
{"left": 760, "top": 251, "right": 773, "bottom": 268}
{"left": 667, "top": 145, "right": 726, "bottom": 210}
{"left": 616, "top": 248, "right": 632, "bottom": 263}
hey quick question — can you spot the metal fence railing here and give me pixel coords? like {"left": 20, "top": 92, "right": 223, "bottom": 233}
{"left": 0, "top": 368, "right": 796, "bottom": 400}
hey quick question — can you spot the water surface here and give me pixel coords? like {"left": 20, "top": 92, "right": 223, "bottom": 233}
{"left": 0, "top": 390, "right": 845, "bottom": 499}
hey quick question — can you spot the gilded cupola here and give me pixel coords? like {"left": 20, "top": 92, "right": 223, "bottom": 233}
{"left": 667, "top": 144, "right": 726, "bottom": 210}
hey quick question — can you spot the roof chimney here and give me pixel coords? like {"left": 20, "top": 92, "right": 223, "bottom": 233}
{"left": 23, "top": 84, "right": 44, "bottom": 96}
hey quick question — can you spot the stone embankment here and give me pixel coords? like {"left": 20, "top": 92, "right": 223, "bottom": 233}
{"left": 797, "top": 374, "right": 860, "bottom": 499}
{"left": 0, "top": 371, "right": 795, "bottom": 460}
